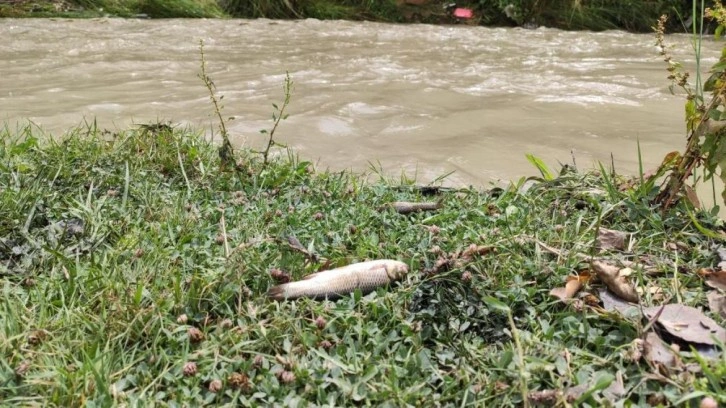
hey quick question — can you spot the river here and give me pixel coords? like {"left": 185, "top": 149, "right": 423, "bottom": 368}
{"left": 0, "top": 18, "right": 719, "bottom": 194}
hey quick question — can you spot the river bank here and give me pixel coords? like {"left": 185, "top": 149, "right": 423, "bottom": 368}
{"left": 0, "top": 0, "right": 709, "bottom": 33}
{"left": 1, "top": 122, "right": 724, "bottom": 406}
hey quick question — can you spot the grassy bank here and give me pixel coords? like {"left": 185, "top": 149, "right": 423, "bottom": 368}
{"left": 0, "top": 0, "right": 709, "bottom": 33}
{"left": 1, "top": 122, "right": 724, "bottom": 406}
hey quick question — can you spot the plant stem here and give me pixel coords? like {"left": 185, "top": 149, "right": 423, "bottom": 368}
{"left": 262, "top": 72, "right": 293, "bottom": 166}
{"left": 198, "top": 39, "right": 235, "bottom": 170}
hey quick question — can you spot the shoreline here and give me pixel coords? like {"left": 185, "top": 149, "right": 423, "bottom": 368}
{"left": 0, "top": 0, "right": 709, "bottom": 33}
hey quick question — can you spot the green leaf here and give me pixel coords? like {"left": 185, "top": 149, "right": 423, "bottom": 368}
{"left": 134, "top": 283, "right": 144, "bottom": 307}
{"left": 716, "top": 25, "right": 724, "bottom": 40}
{"left": 483, "top": 296, "right": 510, "bottom": 313}
{"left": 574, "top": 372, "right": 615, "bottom": 404}
{"left": 525, "top": 153, "right": 555, "bottom": 181}
{"left": 686, "top": 209, "right": 726, "bottom": 240}
{"left": 685, "top": 100, "right": 698, "bottom": 131}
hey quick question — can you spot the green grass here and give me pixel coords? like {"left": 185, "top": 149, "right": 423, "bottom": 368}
{"left": 1, "top": 122, "right": 725, "bottom": 406}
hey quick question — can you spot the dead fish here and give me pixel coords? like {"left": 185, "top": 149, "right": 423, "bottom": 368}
{"left": 267, "top": 259, "right": 408, "bottom": 300}
{"left": 384, "top": 199, "right": 443, "bottom": 215}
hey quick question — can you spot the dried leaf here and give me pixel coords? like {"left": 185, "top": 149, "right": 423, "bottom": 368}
{"left": 684, "top": 184, "right": 702, "bottom": 209}
{"left": 599, "top": 289, "right": 639, "bottom": 316}
{"left": 596, "top": 228, "right": 628, "bottom": 252}
{"left": 643, "top": 304, "right": 726, "bottom": 346}
{"left": 602, "top": 371, "right": 626, "bottom": 400}
{"left": 707, "top": 291, "right": 726, "bottom": 319}
{"left": 550, "top": 272, "right": 590, "bottom": 302}
{"left": 643, "top": 332, "right": 677, "bottom": 368}
{"left": 706, "top": 271, "right": 726, "bottom": 291}
{"left": 592, "top": 260, "right": 639, "bottom": 303}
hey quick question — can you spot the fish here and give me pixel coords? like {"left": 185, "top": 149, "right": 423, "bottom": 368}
{"left": 267, "top": 259, "right": 409, "bottom": 300}
{"left": 384, "top": 199, "right": 443, "bottom": 215}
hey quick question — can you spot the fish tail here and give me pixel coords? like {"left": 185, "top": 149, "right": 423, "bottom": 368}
{"left": 267, "top": 284, "right": 287, "bottom": 300}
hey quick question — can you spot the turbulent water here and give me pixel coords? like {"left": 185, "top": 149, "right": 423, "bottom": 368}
{"left": 0, "top": 18, "right": 718, "bottom": 188}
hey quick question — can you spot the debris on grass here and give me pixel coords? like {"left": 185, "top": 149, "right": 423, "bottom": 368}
{"left": 596, "top": 228, "right": 629, "bottom": 252}
{"left": 643, "top": 304, "right": 726, "bottom": 346}
{"left": 698, "top": 267, "right": 726, "bottom": 291}
{"left": 549, "top": 271, "right": 590, "bottom": 302}
{"left": 707, "top": 291, "right": 726, "bottom": 318}
{"left": 643, "top": 331, "right": 679, "bottom": 368}
{"left": 591, "top": 260, "right": 640, "bottom": 303}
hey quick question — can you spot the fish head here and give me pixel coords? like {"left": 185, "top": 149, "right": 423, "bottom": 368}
{"left": 384, "top": 261, "right": 409, "bottom": 280}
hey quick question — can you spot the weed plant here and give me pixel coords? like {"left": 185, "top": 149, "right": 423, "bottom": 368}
{"left": 1, "top": 122, "right": 724, "bottom": 406}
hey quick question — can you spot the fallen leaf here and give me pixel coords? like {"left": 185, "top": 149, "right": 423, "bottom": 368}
{"left": 643, "top": 304, "right": 726, "bottom": 346}
{"left": 715, "top": 246, "right": 726, "bottom": 269}
{"left": 705, "top": 271, "right": 726, "bottom": 291}
{"left": 596, "top": 228, "right": 628, "bottom": 252}
{"left": 602, "top": 371, "right": 626, "bottom": 400}
{"left": 643, "top": 332, "right": 677, "bottom": 368}
{"left": 707, "top": 291, "right": 726, "bottom": 319}
{"left": 550, "top": 272, "right": 590, "bottom": 302}
{"left": 697, "top": 267, "right": 726, "bottom": 291}
{"left": 684, "top": 184, "right": 701, "bottom": 209}
{"left": 599, "top": 289, "right": 639, "bottom": 316}
{"left": 592, "top": 260, "right": 639, "bottom": 303}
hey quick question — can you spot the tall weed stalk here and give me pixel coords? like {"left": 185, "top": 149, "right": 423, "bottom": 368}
{"left": 258, "top": 72, "right": 293, "bottom": 166}
{"left": 654, "top": 4, "right": 726, "bottom": 211}
{"left": 198, "top": 40, "right": 237, "bottom": 171}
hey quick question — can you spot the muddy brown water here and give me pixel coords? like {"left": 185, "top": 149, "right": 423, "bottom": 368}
{"left": 1, "top": 18, "right": 721, "bottom": 200}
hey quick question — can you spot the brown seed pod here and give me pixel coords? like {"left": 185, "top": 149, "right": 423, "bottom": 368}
{"left": 15, "top": 360, "right": 31, "bottom": 377}
{"left": 279, "top": 370, "right": 296, "bottom": 384}
{"left": 228, "top": 372, "right": 251, "bottom": 391}
{"left": 314, "top": 316, "right": 327, "bottom": 330}
{"left": 183, "top": 362, "right": 197, "bottom": 377}
{"left": 188, "top": 327, "right": 205, "bottom": 343}
{"left": 208, "top": 379, "right": 223, "bottom": 393}
{"left": 269, "top": 268, "right": 291, "bottom": 283}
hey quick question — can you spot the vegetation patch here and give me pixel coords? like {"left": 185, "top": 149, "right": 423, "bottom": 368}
{"left": 0, "top": 0, "right": 711, "bottom": 33}
{"left": 0, "top": 119, "right": 724, "bottom": 406}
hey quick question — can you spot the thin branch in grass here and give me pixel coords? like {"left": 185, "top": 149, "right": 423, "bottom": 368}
{"left": 220, "top": 210, "right": 230, "bottom": 258}
{"left": 175, "top": 140, "right": 192, "bottom": 198}
{"left": 122, "top": 160, "right": 129, "bottom": 210}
